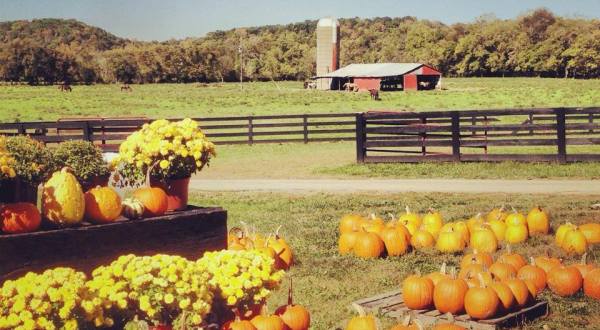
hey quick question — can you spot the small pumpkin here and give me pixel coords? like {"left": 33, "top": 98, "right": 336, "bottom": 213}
{"left": 0, "top": 203, "right": 41, "bottom": 234}
{"left": 269, "top": 227, "right": 293, "bottom": 270}
{"left": 421, "top": 209, "right": 444, "bottom": 238}
{"left": 410, "top": 230, "right": 436, "bottom": 250}
{"left": 469, "top": 226, "right": 498, "bottom": 253}
{"left": 464, "top": 274, "right": 499, "bottom": 320}
{"left": 340, "top": 214, "right": 365, "bottom": 233}
{"left": 547, "top": 265, "right": 583, "bottom": 297}
{"left": 583, "top": 268, "right": 600, "bottom": 300}
{"left": 433, "top": 269, "right": 469, "bottom": 315}
{"left": 42, "top": 167, "right": 85, "bottom": 226}
{"left": 503, "top": 278, "right": 531, "bottom": 308}
{"left": 460, "top": 250, "right": 494, "bottom": 269}
{"left": 504, "top": 224, "right": 528, "bottom": 244}
{"left": 353, "top": 231, "right": 384, "bottom": 259}
{"left": 497, "top": 245, "right": 527, "bottom": 271}
{"left": 488, "top": 218, "right": 507, "bottom": 242}
{"left": 362, "top": 214, "right": 385, "bottom": 237}
{"left": 489, "top": 262, "right": 517, "bottom": 281}
{"left": 381, "top": 226, "right": 409, "bottom": 256}
{"left": 339, "top": 232, "right": 359, "bottom": 255}
{"left": 274, "top": 280, "right": 310, "bottom": 330}
{"left": 222, "top": 320, "right": 257, "bottom": 330}
{"left": 579, "top": 223, "right": 600, "bottom": 244}
{"left": 517, "top": 257, "right": 547, "bottom": 294}
{"left": 426, "top": 263, "right": 449, "bottom": 286}
{"left": 402, "top": 273, "right": 434, "bottom": 310}
{"left": 486, "top": 206, "right": 507, "bottom": 222}
{"left": 489, "top": 281, "right": 515, "bottom": 313}
{"left": 133, "top": 186, "right": 168, "bottom": 217}
{"left": 523, "top": 279, "right": 539, "bottom": 300}
{"left": 561, "top": 229, "right": 588, "bottom": 255}
{"left": 345, "top": 303, "right": 377, "bottom": 330}
{"left": 436, "top": 228, "right": 465, "bottom": 253}
{"left": 505, "top": 209, "right": 527, "bottom": 227}
{"left": 250, "top": 315, "right": 287, "bottom": 330}
{"left": 84, "top": 186, "right": 122, "bottom": 224}
{"left": 526, "top": 206, "right": 549, "bottom": 235}
{"left": 466, "top": 213, "right": 484, "bottom": 235}
{"left": 573, "top": 253, "right": 596, "bottom": 279}
{"left": 534, "top": 255, "right": 562, "bottom": 274}
{"left": 399, "top": 206, "right": 422, "bottom": 229}
{"left": 555, "top": 222, "right": 578, "bottom": 246}
{"left": 122, "top": 198, "right": 145, "bottom": 220}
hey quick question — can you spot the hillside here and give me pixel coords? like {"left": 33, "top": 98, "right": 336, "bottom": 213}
{"left": 0, "top": 10, "right": 599, "bottom": 84}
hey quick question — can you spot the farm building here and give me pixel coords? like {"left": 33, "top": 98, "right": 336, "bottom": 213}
{"left": 314, "top": 63, "right": 442, "bottom": 91}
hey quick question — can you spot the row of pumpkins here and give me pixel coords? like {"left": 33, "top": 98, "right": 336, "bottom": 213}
{"left": 555, "top": 221, "right": 600, "bottom": 254}
{"left": 1, "top": 167, "right": 170, "bottom": 234}
{"left": 227, "top": 226, "right": 294, "bottom": 271}
{"left": 338, "top": 206, "right": 551, "bottom": 258}
{"left": 345, "top": 249, "right": 600, "bottom": 330}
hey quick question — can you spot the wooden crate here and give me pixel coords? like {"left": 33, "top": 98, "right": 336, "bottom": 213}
{"left": 0, "top": 206, "right": 227, "bottom": 282}
{"left": 353, "top": 289, "right": 549, "bottom": 330}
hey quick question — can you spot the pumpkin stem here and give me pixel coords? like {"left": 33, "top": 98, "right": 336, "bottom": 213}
{"left": 445, "top": 312, "right": 455, "bottom": 323}
{"left": 405, "top": 206, "right": 410, "bottom": 214}
{"left": 401, "top": 314, "right": 411, "bottom": 326}
{"left": 275, "top": 225, "right": 283, "bottom": 238}
{"left": 581, "top": 252, "right": 587, "bottom": 265}
{"left": 388, "top": 213, "right": 396, "bottom": 222}
{"left": 351, "top": 302, "right": 366, "bottom": 317}
{"left": 511, "top": 206, "right": 517, "bottom": 213}
{"left": 229, "top": 227, "right": 245, "bottom": 239}
{"left": 450, "top": 267, "right": 457, "bottom": 279}
{"left": 440, "top": 262, "right": 447, "bottom": 274}
{"left": 415, "top": 269, "right": 422, "bottom": 277}
{"left": 477, "top": 273, "right": 486, "bottom": 288}
{"left": 506, "top": 243, "right": 512, "bottom": 255}
{"left": 530, "top": 256, "right": 536, "bottom": 266}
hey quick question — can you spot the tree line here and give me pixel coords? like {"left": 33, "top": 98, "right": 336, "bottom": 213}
{"left": 1, "top": 9, "right": 599, "bottom": 85}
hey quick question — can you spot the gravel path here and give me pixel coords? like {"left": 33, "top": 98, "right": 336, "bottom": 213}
{"left": 189, "top": 178, "right": 600, "bottom": 195}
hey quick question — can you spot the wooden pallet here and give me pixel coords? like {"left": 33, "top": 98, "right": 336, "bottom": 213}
{"left": 353, "top": 289, "right": 549, "bottom": 330}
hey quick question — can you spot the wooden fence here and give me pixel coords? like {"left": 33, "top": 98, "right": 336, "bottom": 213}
{"left": 356, "top": 107, "right": 600, "bottom": 163}
{"left": 0, "top": 113, "right": 357, "bottom": 152}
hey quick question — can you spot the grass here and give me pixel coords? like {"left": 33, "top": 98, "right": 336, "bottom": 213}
{"left": 2, "top": 78, "right": 600, "bottom": 122}
{"left": 189, "top": 191, "right": 600, "bottom": 330}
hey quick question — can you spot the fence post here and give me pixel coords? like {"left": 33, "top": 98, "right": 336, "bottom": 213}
{"left": 420, "top": 116, "right": 427, "bottom": 156}
{"left": 356, "top": 113, "right": 366, "bottom": 163}
{"left": 303, "top": 114, "right": 309, "bottom": 144}
{"left": 82, "top": 121, "right": 91, "bottom": 143}
{"left": 556, "top": 108, "right": 567, "bottom": 164}
{"left": 451, "top": 111, "right": 461, "bottom": 161}
{"left": 18, "top": 124, "right": 26, "bottom": 135}
{"left": 248, "top": 117, "right": 253, "bottom": 145}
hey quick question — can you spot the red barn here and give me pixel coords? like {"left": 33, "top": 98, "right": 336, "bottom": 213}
{"left": 314, "top": 63, "right": 442, "bottom": 91}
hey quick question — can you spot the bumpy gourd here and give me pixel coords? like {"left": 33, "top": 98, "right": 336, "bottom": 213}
{"left": 42, "top": 167, "right": 85, "bottom": 226}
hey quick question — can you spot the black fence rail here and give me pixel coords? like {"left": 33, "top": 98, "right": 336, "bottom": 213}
{"left": 0, "top": 113, "right": 357, "bottom": 152}
{"left": 356, "top": 107, "right": 600, "bottom": 163}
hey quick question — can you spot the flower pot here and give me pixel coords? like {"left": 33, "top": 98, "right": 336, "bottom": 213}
{"left": 80, "top": 174, "right": 110, "bottom": 192}
{"left": 0, "top": 179, "right": 16, "bottom": 203}
{"left": 149, "top": 325, "right": 172, "bottom": 330}
{"left": 150, "top": 177, "right": 190, "bottom": 211}
{"left": 1, "top": 180, "right": 40, "bottom": 204}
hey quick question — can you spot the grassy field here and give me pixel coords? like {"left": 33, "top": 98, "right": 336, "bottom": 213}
{"left": 189, "top": 191, "right": 600, "bottom": 330}
{"left": 2, "top": 78, "right": 600, "bottom": 122}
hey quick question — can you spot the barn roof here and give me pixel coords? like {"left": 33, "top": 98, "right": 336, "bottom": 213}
{"left": 315, "top": 63, "right": 436, "bottom": 78}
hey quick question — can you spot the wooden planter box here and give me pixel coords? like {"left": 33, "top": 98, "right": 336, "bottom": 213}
{"left": 0, "top": 206, "right": 227, "bottom": 282}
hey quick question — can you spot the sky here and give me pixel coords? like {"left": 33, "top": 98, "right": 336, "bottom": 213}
{"left": 1, "top": 0, "right": 599, "bottom": 41}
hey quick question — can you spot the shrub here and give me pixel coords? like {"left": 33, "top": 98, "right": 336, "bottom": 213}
{"left": 5, "top": 136, "right": 56, "bottom": 185}
{"left": 52, "top": 140, "right": 110, "bottom": 183}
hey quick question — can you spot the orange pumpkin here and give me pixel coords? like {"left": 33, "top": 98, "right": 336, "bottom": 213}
{"left": 523, "top": 279, "right": 539, "bottom": 300}
{"left": 555, "top": 222, "right": 578, "bottom": 246}
{"left": 421, "top": 209, "right": 444, "bottom": 238}
{"left": 464, "top": 275, "right": 499, "bottom": 320}
{"left": 433, "top": 271, "right": 469, "bottom": 315}
{"left": 338, "top": 232, "right": 359, "bottom": 255}
{"left": 547, "top": 266, "right": 583, "bottom": 297}
{"left": 517, "top": 257, "right": 547, "bottom": 294}
{"left": 579, "top": 223, "right": 600, "bottom": 244}
{"left": 222, "top": 320, "right": 257, "bottom": 330}
{"left": 503, "top": 278, "right": 530, "bottom": 308}
{"left": 460, "top": 250, "right": 493, "bottom": 269}
{"left": 275, "top": 303, "right": 309, "bottom": 330}
{"left": 561, "top": 229, "right": 588, "bottom": 255}
{"left": 339, "top": 214, "right": 365, "bottom": 233}
{"left": 250, "top": 315, "right": 287, "bottom": 330}
{"left": 345, "top": 303, "right": 377, "bottom": 330}
{"left": 0, "top": 203, "right": 41, "bottom": 234}
{"left": 402, "top": 274, "right": 434, "bottom": 310}
{"left": 526, "top": 206, "right": 550, "bottom": 235}
{"left": 489, "top": 262, "right": 517, "bottom": 281}
{"left": 410, "top": 230, "right": 435, "bottom": 250}
{"left": 459, "top": 263, "right": 485, "bottom": 281}
{"left": 133, "top": 186, "right": 168, "bottom": 217}
{"left": 84, "top": 186, "right": 122, "bottom": 223}
{"left": 498, "top": 246, "right": 527, "bottom": 271}
{"left": 353, "top": 231, "right": 384, "bottom": 259}
{"left": 390, "top": 315, "right": 424, "bottom": 330}
{"left": 268, "top": 228, "right": 293, "bottom": 270}
{"left": 583, "top": 268, "right": 600, "bottom": 300}
{"left": 534, "top": 255, "right": 562, "bottom": 274}
{"left": 381, "top": 226, "right": 409, "bottom": 256}
{"left": 489, "top": 281, "right": 515, "bottom": 313}
{"left": 469, "top": 226, "right": 498, "bottom": 253}
{"left": 486, "top": 207, "right": 507, "bottom": 222}
{"left": 505, "top": 209, "right": 527, "bottom": 227}
{"left": 426, "top": 263, "right": 449, "bottom": 286}
{"left": 573, "top": 253, "right": 596, "bottom": 279}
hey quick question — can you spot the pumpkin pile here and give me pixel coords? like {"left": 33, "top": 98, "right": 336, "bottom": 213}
{"left": 338, "top": 206, "right": 547, "bottom": 259}
{"left": 555, "top": 222, "right": 600, "bottom": 255}
{"left": 401, "top": 248, "right": 600, "bottom": 322}
{"left": 227, "top": 225, "right": 294, "bottom": 271}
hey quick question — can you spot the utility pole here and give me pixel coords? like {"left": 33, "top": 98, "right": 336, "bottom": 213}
{"left": 239, "top": 37, "right": 243, "bottom": 89}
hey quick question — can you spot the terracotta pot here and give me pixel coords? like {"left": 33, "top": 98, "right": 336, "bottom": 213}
{"left": 150, "top": 177, "right": 190, "bottom": 211}
{"left": 80, "top": 174, "right": 110, "bottom": 192}
{"left": 149, "top": 325, "right": 172, "bottom": 330}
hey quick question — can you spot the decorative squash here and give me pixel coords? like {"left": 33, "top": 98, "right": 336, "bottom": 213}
{"left": 353, "top": 231, "right": 384, "bottom": 259}
{"left": 339, "top": 214, "right": 365, "bottom": 233}
{"left": 488, "top": 218, "right": 507, "bottom": 242}
{"left": 497, "top": 245, "right": 527, "bottom": 271}
{"left": 345, "top": 303, "right": 377, "bottom": 330}
{"left": 583, "top": 268, "right": 600, "bottom": 300}
{"left": 338, "top": 232, "right": 359, "bottom": 255}
{"left": 399, "top": 206, "right": 422, "bottom": 229}
{"left": 426, "top": 263, "right": 449, "bottom": 286}
{"left": 402, "top": 273, "right": 434, "bottom": 310}
{"left": 422, "top": 209, "right": 444, "bottom": 238}
{"left": 410, "top": 230, "right": 436, "bottom": 250}
{"left": 505, "top": 209, "right": 527, "bottom": 227}
{"left": 122, "top": 198, "right": 145, "bottom": 219}
{"left": 504, "top": 224, "right": 528, "bottom": 244}
{"left": 547, "top": 266, "right": 583, "bottom": 297}
{"left": 489, "top": 263, "right": 517, "bottom": 281}
{"left": 133, "top": 186, "right": 168, "bottom": 217}
{"left": 381, "top": 226, "right": 409, "bottom": 256}
{"left": 534, "top": 255, "right": 562, "bottom": 274}
{"left": 526, "top": 206, "right": 549, "bottom": 235}
{"left": 464, "top": 274, "right": 499, "bottom": 320}
{"left": 489, "top": 281, "right": 515, "bottom": 313}
{"left": 42, "top": 167, "right": 85, "bottom": 226}
{"left": 517, "top": 257, "right": 547, "bottom": 294}
{"left": 579, "top": 223, "right": 600, "bottom": 244}
{"left": 555, "top": 222, "right": 578, "bottom": 246}
{"left": 460, "top": 250, "right": 494, "bottom": 269}
{"left": 84, "top": 186, "right": 122, "bottom": 224}
{"left": 469, "top": 226, "right": 498, "bottom": 253}
{"left": 503, "top": 278, "right": 530, "bottom": 308}
{"left": 486, "top": 207, "right": 507, "bottom": 222}
{"left": 433, "top": 269, "right": 469, "bottom": 315}
{"left": 436, "top": 228, "right": 465, "bottom": 253}
{"left": 0, "top": 203, "right": 41, "bottom": 234}
{"left": 561, "top": 229, "right": 588, "bottom": 255}
{"left": 275, "top": 280, "right": 310, "bottom": 330}
{"left": 573, "top": 253, "right": 596, "bottom": 279}
{"left": 250, "top": 315, "right": 287, "bottom": 330}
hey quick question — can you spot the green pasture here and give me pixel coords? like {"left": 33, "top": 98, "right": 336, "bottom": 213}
{"left": 190, "top": 191, "right": 600, "bottom": 330}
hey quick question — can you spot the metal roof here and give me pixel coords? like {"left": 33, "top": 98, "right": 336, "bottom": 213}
{"left": 315, "top": 63, "right": 424, "bottom": 78}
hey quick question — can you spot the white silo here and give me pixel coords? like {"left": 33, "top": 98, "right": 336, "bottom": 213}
{"left": 316, "top": 17, "right": 340, "bottom": 90}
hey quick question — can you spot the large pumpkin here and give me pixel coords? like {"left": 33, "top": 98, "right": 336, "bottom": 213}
{"left": 381, "top": 226, "right": 409, "bottom": 256}
{"left": 517, "top": 258, "right": 547, "bottom": 293}
{"left": 422, "top": 209, "right": 444, "bottom": 238}
{"left": 498, "top": 246, "right": 527, "bottom": 271}
{"left": 561, "top": 229, "right": 588, "bottom": 255}
{"left": 503, "top": 278, "right": 530, "bottom": 308}
{"left": 469, "top": 226, "right": 498, "bottom": 253}
{"left": 402, "top": 274, "right": 434, "bottom": 310}
{"left": 504, "top": 224, "right": 528, "bottom": 244}
{"left": 84, "top": 186, "right": 122, "bottom": 223}
{"left": 339, "top": 232, "right": 359, "bottom": 255}
{"left": 464, "top": 276, "right": 499, "bottom": 320}
{"left": 0, "top": 203, "right": 41, "bottom": 234}
{"left": 339, "top": 214, "right": 365, "bottom": 233}
{"left": 410, "top": 230, "right": 435, "bottom": 250}
{"left": 433, "top": 274, "right": 469, "bottom": 315}
{"left": 526, "top": 206, "right": 550, "bottom": 235}
{"left": 346, "top": 304, "right": 377, "bottom": 330}
{"left": 547, "top": 266, "right": 583, "bottom": 297}
{"left": 42, "top": 167, "right": 85, "bottom": 226}
{"left": 250, "top": 315, "right": 287, "bottom": 330}
{"left": 579, "top": 223, "right": 600, "bottom": 244}
{"left": 583, "top": 268, "right": 600, "bottom": 300}
{"left": 353, "top": 231, "right": 384, "bottom": 259}
{"left": 133, "top": 186, "right": 168, "bottom": 217}
{"left": 436, "top": 228, "right": 465, "bottom": 253}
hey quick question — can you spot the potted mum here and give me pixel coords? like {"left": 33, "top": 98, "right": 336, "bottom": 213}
{"left": 113, "top": 119, "right": 215, "bottom": 210}
{"left": 52, "top": 140, "right": 111, "bottom": 191}
{"left": 0, "top": 136, "right": 17, "bottom": 203}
